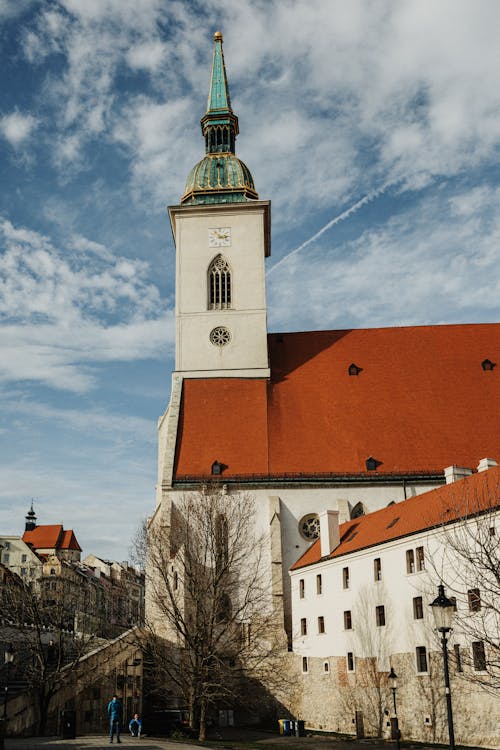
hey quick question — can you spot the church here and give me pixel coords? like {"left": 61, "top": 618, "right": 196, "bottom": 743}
{"left": 151, "top": 31, "right": 500, "bottom": 647}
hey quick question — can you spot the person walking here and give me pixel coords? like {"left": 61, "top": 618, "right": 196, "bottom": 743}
{"left": 129, "top": 712, "right": 143, "bottom": 737}
{"left": 107, "top": 695, "right": 122, "bottom": 743}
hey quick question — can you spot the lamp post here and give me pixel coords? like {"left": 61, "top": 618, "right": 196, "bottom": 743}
{"left": 430, "top": 584, "right": 456, "bottom": 750}
{"left": 388, "top": 667, "right": 400, "bottom": 750}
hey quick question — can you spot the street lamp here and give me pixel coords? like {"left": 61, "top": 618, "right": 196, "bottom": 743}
{"left": 3, "top": 644, "right": 15, "bottom": 724}
{"left": 388, "top": 667, "right": 400, "bottom": 750}
{"left": 430, "top": 584, "right": 456, "bottom": 750}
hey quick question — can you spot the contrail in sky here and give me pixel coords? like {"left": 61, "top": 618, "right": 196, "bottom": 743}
{"left": 266, "top": 180, "right": 395, "bottom": 277}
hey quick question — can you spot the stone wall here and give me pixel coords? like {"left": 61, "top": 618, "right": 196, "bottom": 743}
{"left": 286, "top": 651, "right": 499, "bottom": 748}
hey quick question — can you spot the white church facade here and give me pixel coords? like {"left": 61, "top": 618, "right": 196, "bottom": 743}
{"left": 149, "top": 31, "right": 500, "bottom": 743}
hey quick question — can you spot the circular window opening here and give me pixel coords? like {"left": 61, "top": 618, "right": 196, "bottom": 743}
{"left": 210, "top": 326, "right": 231, "bottom": 347}
{"left": 299, "top": 513, "right": 320, "bottom": 540}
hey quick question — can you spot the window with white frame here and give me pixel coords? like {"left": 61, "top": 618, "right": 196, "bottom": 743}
{"left": 342, "top": 566, "right": 350, "bottom": 589}
{"left": 416, "top": 646, "right": 428, "bottom": 673}
{"left": 468, "top": 588, "right": 481, "bottom": 612}
{"left": 406, "top": 549, "right": 415, "bottom": 574}
{"left": 300, "top": 618, "right": 307, "bottom": 636}
{"left": 346, "top": 652, "right": 355, "bottom": 671}
{"left": 413, "top": 596, "right": 424, "bottom": 620}
{"left": 416, "top": 546, "right": 425, "bottom": 571}
{"left": 316, "top": 573, "right": 322, "bottom": 594}
{"left": 299, "top": 578, "right": 305, "bottom": 598}
{"left": 318, "top": 616, "right": 325, "bottom": 634}
{"left": 375, "top": 605, "right": 386, "bottom": 626}
{"left": 344, "top": 610, "right": 352, "bottom": 629}
{"left": 374, "top": 557, "right": 382, "bottom": 581}
{"left": 472, "top": 641, "right": 486, "bottom": 671}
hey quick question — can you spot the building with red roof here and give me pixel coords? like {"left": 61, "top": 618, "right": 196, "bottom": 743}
{"left": 288, "top": 464, "right": 499, "bottom": 746}
{"left": 152, "top": 32, "right": 500, "bottom": 644}
{"left": 22, "top": 506, "right": 82, "bottom": 563}
{"left": 148, "top": 32, "right": 500, "bottom": 745}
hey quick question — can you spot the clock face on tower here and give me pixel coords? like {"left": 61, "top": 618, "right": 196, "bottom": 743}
{"left": 208, "top": 227, "right": 231, "bottom": 247}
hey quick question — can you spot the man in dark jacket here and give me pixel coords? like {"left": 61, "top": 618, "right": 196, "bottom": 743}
{"left": 107, "top": 695, "right": 122, "bottom": 743}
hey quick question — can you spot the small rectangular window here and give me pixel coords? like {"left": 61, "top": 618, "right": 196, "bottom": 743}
{"left": 299, "top": 579, "right": 305, "bottom": 599}
{"left": 416, "top": 646, "right": 428, "bottom": 673}
{"left": 21, "top": 567, "right": 27, "bottom": 575}
{"left": 416, "top": 547, "right": 425, "bottom": 571}
{"left": 347, "top": 652, "right": 354, "bottom": 671}
{"left": 342, "top": 567, "right": 350, "bottom": 589}
{"left": 376, "top": 605, "right": 386, "bottom": 626}
{"left": 318, "top": 616, "right": 325, "bottom": 634}
{"left": 316, "top": 574, "right": 322, "bottom": 595}
{"left": 302, "top": 656, "right": 308, "bottom": 673}
{"left": 3, "top": 553, "right": 9, "bottom": 564}
{"left": 323, "top": 661, "right": 329, "bottom": 673}
{"left": 468, "top": 588, "right": 481, "bottom": 612}
{"left": 406, "top": 549, "right": 415, "bottom": 574}
{"left": 472, "top": 641, "right": 486, "bottom": 671}
{"left": 413, "top": 596, "right": 424, "bottom": 620}
{"left": 300, "top": 618, "right": 307, "bottom": 636}
{"left": 343, "top": 610, "right": 352, "bottom": 630}
{"left": 374, "top": 558, "right": 382, "bottom": 581}
{"left": 21, "top": 554, "right": 27, "bottom": 563}
{"left": 454, "top": 644, "right": 463, "bottom": 673}
{"left": 4, "top": 542, "right": 10, "bottom": 550}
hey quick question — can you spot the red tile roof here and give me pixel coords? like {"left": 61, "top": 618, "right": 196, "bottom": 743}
{"left": 23, "top": 525, "right": 81, "bottom": 552}
{"left": 60, "top": 529, "right": 82, "bottom": 551}
{"left": 173, "top": 323, "right": 500, "bottom": 479}
{"left": 291, "top": 465, "right": 500, "bottom": 570}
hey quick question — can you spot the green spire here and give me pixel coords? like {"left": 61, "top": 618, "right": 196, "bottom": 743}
{"left": 200, "top": 32, "right": 239, "bottom": 154}
{"left": 181, "top": 32, "right": 257, "bottom": 205}
{"left": 207, "top": 31, "right": 231, "bottom": 113}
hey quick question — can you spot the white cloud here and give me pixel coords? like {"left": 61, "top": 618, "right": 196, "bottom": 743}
{"left": 126, "top": 40, "right": 166, "bottom": 72}
{"left": 0, "top": 218, "right": 173, "bottom": 392}
{"left": 268, "top": 183, "right": 500, "bottom": 332}
{"left": 0, "top": 111, "right": 38, "bottom": 147}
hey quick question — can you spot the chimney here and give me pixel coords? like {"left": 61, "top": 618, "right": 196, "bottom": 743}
{"left": 444, "top": 465, "right": 473, "bottom": 484}
{"left": 477, "top": 457, "right": 498, "bottom": 473}
{"left": 319, "top": 510, "right": 340, "bottom": 558}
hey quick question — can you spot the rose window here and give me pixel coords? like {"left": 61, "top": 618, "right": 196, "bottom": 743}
{"left": 210, "top": 326, "right": 231, "bottom": 346}
{"left": 299, "top": 513, "right": 320, "bottom": 540}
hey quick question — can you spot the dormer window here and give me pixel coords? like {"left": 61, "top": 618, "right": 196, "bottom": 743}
{"left": 481, "top": 359, "right": 496, "bottom": 371}
{"left": 348, "top": 363, "right": 362, "bottom": 376}
{"left": 211, "top": 460, "right": 222, "bottom": 475}
{"left": 365, "top": 456, "right": 380, "bottom": 471}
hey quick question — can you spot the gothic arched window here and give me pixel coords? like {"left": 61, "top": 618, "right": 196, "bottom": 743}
{"left": 208, "top": 255, "right": 232, "bottom": 310}
{"left": 350, "top": 502, "right": 365, "bottom": 520}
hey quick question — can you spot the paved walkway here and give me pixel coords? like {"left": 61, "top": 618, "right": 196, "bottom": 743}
{"left": 2, "top": 735, "right": 411, "bottom": 750}
{"left": 2, "top": 736, "right": 451, "bottom": 750}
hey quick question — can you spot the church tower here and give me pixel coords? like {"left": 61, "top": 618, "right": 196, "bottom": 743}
{"left": 169, "top": 32, "right": 271, "bottom": 379}
{"left": 25, "top": 501, "right": 36, "bottom": 532}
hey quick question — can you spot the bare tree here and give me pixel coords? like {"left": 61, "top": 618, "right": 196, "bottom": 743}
{"left": 0, "top": 573, "right": 98, "bottom": 734}
{"left": 143, "top": 486, "right": 288, "bottom": 740}
{"left": 350, "top": 585, "right": 394, "bottom": 737}
{"left": 429, "top": 476, "right": 499, "bottom": 693}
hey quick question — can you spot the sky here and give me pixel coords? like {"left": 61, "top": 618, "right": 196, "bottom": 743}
{"left": 1, "top": 0, "right": 500, "bottom": 562}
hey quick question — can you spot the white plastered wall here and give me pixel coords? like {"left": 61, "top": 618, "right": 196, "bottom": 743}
{"left": 170, "top": 201, "right": 270, "bottom": 378}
